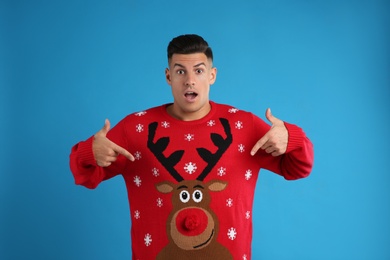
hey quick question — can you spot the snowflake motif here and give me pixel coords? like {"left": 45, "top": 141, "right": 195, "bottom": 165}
{"left": 217, "top": 167, "right": 226, "bottom": 176}
{"left": 227, "top": 227, "right": 237, "bottom": 240}
{"left": 235, "top": 121, "right": 244, "bottom": 129}
{"left": 135, "top": 111, "right": 147, "bottom": 116}
{"left": 152, "top": 167, "right": 159, "bottom": 177}
{"left": 243, "top": 254, "right": 248, "bottom": 260}
{"left": 133, "top": 176, "right": 142, "bottom": 187}
{"left": 238, "top": 144, "right": 245, "bottom": 153}
{"left": 226, "top": 198, "right": 233, "bottom": 207}
{"left": 207, "top": 120, "right": 216, "bottom": 126}
{"left": 245, "top": 211, "right": 251, "bottom": 219}
{"left": 134, "top": 210, "right": 140, "bottom": 220}
{"left": 134, "top": 151, "right": 142, "bottom": 160}
{"left": 245, "top": 169, "right": 252, "bottom": 180}
{"left": 184, "top": 133, "right": 194, "bottom": 141}
{"left": 184, "top": 162, "right": 197, "bottom": 174}
{"left": 135, "top": 124, "right": 144, "bottom": 133}
{"left": 156, "top": 198, "right": 163, "bottom": 207}
{"left": 144, "top": 233, "right": 152, "bottom": 247}
{"left": 229, "top": 108, "right": 239, "bottom": 113}
{"left": 161, "top": 121, "right": 170, "bottom": 128}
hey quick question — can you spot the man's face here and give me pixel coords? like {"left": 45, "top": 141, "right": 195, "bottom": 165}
{"left": 165, "top": 53, "right": 217, "bottom": 121}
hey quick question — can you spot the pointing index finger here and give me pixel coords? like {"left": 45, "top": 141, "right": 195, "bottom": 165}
{"left": 250, "top": 135, "right": 269, "bottom": 156}
{"left": 112, "top": 143, "right": 135, "bottom": 161}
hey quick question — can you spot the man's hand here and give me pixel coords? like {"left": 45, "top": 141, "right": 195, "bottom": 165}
{"left": 93, "top": 119, "right": 135, "bottom": 167}
{"left": 250, "top": 108, "right": 288, "bottom": 157}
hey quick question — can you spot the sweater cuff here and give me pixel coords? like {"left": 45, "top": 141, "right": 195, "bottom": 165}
{"left": 284, "top": 122, "right": 304, "bottom": 153}
{"left": 77, "top": 136, "right": 97, "bottom": 167}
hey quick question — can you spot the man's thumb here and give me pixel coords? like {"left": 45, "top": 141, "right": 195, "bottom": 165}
{"left": 101, "top": 119, "right": 111, "bottom": 136}
{"left": 265, "top": 108, "right": 276, "bottom": 124}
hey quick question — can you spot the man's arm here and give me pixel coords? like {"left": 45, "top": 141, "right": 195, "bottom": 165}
{"left": 69, "top": 119, "right": 134, "bottom": 189}
{"left": 251, "top": 108, "right": 288, "bottom": 157}
{"left": 93, "top": 119, "right": 134, "bottom": 166}
{"left": 251, "top": 108, "right": 314, "bottom": 179}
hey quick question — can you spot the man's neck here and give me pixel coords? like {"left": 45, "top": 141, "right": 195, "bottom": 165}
{"left": 166, "top": 102, "right": 212, "bottom": 121}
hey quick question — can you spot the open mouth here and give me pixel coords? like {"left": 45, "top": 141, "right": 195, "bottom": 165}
{"left": 184, "top": 91, "right": 198, "bottom": 101}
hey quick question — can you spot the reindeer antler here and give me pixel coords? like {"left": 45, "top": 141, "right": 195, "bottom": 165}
{"left": 147, "top": 122, "right": 185, "bottom": 182}
{"left": 148, "top": 118, "right": 232, "bottom": 182}
{"left": 196, "top": 118, "right": 233, "bottom": 181}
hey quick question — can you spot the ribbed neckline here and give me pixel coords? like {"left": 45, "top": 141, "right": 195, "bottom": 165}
{"left": 158, "top": 101, "right": 217, "bottom": 126}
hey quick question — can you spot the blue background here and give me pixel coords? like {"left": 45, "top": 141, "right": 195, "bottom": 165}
{"left": 1, "top": 0, "right": 389, "bottom": 259}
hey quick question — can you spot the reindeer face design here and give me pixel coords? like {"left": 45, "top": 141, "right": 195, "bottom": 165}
{"left": 148, "top": 118, "right": 233, "bottom": 259}
{"left": 156, "top": 179, "right": 227, "bottom": 250}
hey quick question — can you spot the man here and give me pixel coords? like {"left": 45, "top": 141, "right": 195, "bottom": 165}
{"left": 70, "top": 34, "right": 314, "bottom": 259}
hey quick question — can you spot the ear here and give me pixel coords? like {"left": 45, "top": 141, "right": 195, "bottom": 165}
{"left": 156, "top": 181, "right": 175, "bottom": 193}
{"left": 207, "top": 179, "right": 227, "bottom": 192}
{"left": 209, "top": 67, "right": 217, "bottom": 85}
{"left": 165, "top": 68, "right": 172, "bottom": 85}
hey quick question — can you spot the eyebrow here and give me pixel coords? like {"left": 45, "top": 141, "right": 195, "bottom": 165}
{"left": 173, "top": 62, "right": 206, "bottom": 68}
{"left": 193, "top": 185, "right": 204, "bottom": 189}
{"left": 177, "top": 185, "right": 188, "bottom": 190}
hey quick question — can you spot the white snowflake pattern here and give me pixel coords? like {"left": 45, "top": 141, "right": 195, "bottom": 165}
{"left": 238, "top": 144, "right": 245, "bottom": 153}
{"left": 134, "top": 151, "right": 142, "bottom": 160}
{"left": 207, "top": 120, "right": 216, "bottom": 126}
{"left": 144, "top": 233, "right": 152, "bottom": 246}
{"left": 152, "top": 167, "right": 159, "bottom": 177}
{"left": 243, "top": 254, "right": 248, "bottom": 260}
{"left": 217, "top": 167, "right": 226, "bottom": 176}
{"left": 245, "top": 169, "right": 252, "bottom": 180}
{"left": 133, "top": 176, "right": 142, "bottom": 187}
{"left": 161, "top": 121, "right": 170, "bottom": 128}
{"left": 184, "top": 162, "right": 197, "bottom": 174}
{"left": 135, "top": 111, "right": 147, "bottom": 116}
{"left": 184, "top": 133, "right": 194, "bottom": 141}
{"left": 156, "top": 198, "right": 163, "bottom": 207}
{"left": 229, "top": 108, "right": 239, "bottom": 113}
{"left": 134, "top": 210, "right": 140, "bottom": 220}
{"left": 227, "top": 227, "right": 237, "bottom": 240}
{"left": 235, "top": 121, "right": 244, "bottom": 129}
{"left": 226, "top": 198, "right": 233, "bottom": 207}
{"left": 135, "top": 124, "right": 144, "bottom": 133}
{"left": 245, "top": 211, "right": 251, "bottom": 219}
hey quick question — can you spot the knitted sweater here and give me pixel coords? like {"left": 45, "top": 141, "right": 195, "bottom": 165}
{"left": 69, "top": 101, "right": 313, "bottom": 260}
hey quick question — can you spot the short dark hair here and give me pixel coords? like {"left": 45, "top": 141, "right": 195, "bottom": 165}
{"left": 167, "top": 34, "right": 213, "bottom": 62}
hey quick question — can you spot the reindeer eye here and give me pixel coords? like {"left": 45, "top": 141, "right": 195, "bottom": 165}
{"left": 179, "top": 190, "right": 190, "bottom": 203}
{"left": 192, "top": 190, "right": 203, "bottom": 203}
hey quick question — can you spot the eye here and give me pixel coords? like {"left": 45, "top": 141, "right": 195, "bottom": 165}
{"left": 180, "top": 190, "right": 190, "bottom": 203}
{"left": 192, "top": 190, "right": 203, "bottom": 203}
{"left": 177, "top": 70, "right": 185, "bottom": 75}
{"left": 195, "top": 69, "right": 203, "bottom": 74}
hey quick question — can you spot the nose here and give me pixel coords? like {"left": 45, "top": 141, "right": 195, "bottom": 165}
{"left": 185, "top": 73, "right": 196, "bottom": 87}
{"left": 176, "top": 208, "right": 208, "bottom": 236}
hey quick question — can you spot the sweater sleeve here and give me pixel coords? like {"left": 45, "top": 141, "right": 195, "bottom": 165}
{"left": 280, "top": 122, "right": 314, "bottom": 180}
{"left": 69, "top": 118, "right": 131, "bottom": 189}
{"left": 253, "top": 115, "right": 314, "bottom": 180}
{"left": 69, "top": 136, "right": 106, "bottom": 189}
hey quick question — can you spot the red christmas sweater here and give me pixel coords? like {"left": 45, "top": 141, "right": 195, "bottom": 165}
{"left": 70, "top": 101, "right": 313, "bottom": 260}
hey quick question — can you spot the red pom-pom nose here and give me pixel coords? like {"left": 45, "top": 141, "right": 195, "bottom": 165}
{"left": 185, "top": 214, "right": 200, "bottom": 230}
{"left": 176, "top": 208, "right": 208, "bottom": 236}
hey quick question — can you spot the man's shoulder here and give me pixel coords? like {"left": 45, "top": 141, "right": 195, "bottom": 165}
{"left": 119, "top": 104, "right": 166, "bottom": 123}
{"left": 131, "top": 104, "right": 165, "bottom": 116}
{"left": 212, "top": 101, "right": 254, "bottom": 118}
